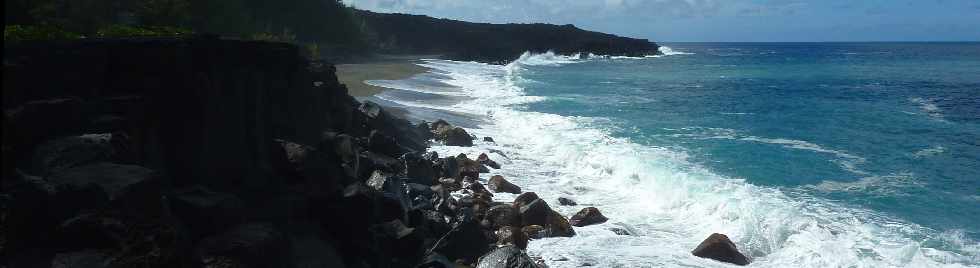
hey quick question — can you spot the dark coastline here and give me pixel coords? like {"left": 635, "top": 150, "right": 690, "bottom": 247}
{"left": 1, "top": 18, "right": 748, "bottom": 267}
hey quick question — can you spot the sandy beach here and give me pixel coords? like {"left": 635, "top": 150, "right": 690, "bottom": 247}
{"left": 336, "top": 55, "right": 435, "bottom": 97}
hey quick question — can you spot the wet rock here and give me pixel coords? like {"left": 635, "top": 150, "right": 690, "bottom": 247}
{"left": 432, "top": 121, "right": 474, "bottom": 147}
{"left": 513, "top": 193, "right": 575, "bottom": 237}
{"left": 169, "top": 186, "right": 245, "bottom": 241}
{"left": 197, "top": 223, "right": 291, "bottom": 268}
{"left": 557, "top": 197, "right": 577, "bottom": 206}
{"left": 456, "top": 154, "right": 486, "bottom": 179}
{"left": 475, "top": 245, "right": 536, "bottom": 268}
{"left": 403, "top": 152, "right": 438, "bottom": 185}
{"left": 368, "top": 129, "right": 404, "bottom": 157}
{"left": 477, "top": 153, "right": 501, "bottom": 169}
{"left": 487, "top": 175, "right": 521, "bottom": 194}
{"left": 483, "top": 137, "right": 495, "bottom": 143}
{"left": 436, "top": 156, "right": 460, "bottom": 179}
{"left": 521, "top": 225, "right": 545, "bottom": 240}
{"left": 495, "top": 226, "right": 528, "bottom": 249}
{"left": 47, "top": 162, "right": 163, "bottom": 219}
{"left": 691, "top": 233, "right": 750, "bottom": 266}
{"left": 482, "top": 205, "right": 521, "bottom": 230}
{"left": 434, "top": 219, "right": 490, "bottom": 265}
{"left": 569, "top": 207, "right": 608, "bottom": 227}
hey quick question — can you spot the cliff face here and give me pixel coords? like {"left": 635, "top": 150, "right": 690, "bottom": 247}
{"left": 2, "top": 37, "right": 431, "bottom": 267}
{"left": 358, "top": 11, "right": 659, "bottom": 63}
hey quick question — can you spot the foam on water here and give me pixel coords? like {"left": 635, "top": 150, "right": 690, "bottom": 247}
{"left": 386, "top": 53, "right": 979, "bottom": 267}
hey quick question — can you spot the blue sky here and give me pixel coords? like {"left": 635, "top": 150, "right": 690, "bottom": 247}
{"left": 343, "top": 0, "right": 980, "bottom": 42}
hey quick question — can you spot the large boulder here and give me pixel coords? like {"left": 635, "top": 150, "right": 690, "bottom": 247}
{"left": 368, "top": 129, "right": 405, "bottom": 157}
{"left": 475, "top": 246, "right": 537, "bottom": 268}
{"left": 169, "top": 186, "right": 245, "bottom": 241}
{"left": 513, "top": 193, "right": 575, "bottom": 237}
{"left": 432, "top": 121, "right": 473, "bottom": 147}
{"left": 487, "top": 175, "right": 521, "bottom": 194}
{"left": 31, "top": 133, "right": 126, "bottom": 176}
{"left": 53, "top": 213, "right": 126, "bottom": 251}
{"left": 403, "top": 152, "right": 437, "bottom": 185}
{"left": 481, "top": 205, "right": 521, "bottom": 230}
{"left": 433, "top": 219, "right": 490, "bottom": 265}
{"left": 568, "top": 207, "right": 608, "bottom": 227}
{"left": 196, "top": 223, "right": 291, "bottom": 268}
{"left": 47, "top": 162, "right": 163, "bottom": 219}
{"left": 691, "top": 233, "right": 750, "bottom": 266}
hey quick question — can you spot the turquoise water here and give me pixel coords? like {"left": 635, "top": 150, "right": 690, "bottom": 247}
{"left": 518, "top": 43, "right": 980, "bottom": 240}
{"left": 371, "top": 43, "right": 980, "bottom": 266}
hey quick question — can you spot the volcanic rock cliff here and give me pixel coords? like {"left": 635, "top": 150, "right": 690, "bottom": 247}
{"left": 1, "top": 36, "right": 434, "bottom": 267}
{"left": 358, "top": 11, "right": 660, "bottom": 63}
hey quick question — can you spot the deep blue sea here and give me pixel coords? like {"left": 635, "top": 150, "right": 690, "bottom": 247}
{"left": 368, "top": 43, "right": 980, "bottom": 267}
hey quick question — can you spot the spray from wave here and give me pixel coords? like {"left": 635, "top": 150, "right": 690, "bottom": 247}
{"left": 377, "top": 55, "right": 980, "bottom": 267}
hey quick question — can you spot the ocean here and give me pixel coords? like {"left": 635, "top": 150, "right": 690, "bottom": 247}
{"left": 363, "top": 43, "right": 980, "bottom": 267}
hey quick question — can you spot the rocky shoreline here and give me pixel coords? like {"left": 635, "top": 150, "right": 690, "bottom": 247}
{"left": 1, "top": 37, "right": 747, "bottom": 267}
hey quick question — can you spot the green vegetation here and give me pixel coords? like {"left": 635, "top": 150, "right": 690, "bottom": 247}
{"left": 4, "top": 0, "right": 368, "bottom": 58}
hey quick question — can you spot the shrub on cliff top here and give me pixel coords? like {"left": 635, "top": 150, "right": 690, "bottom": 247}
{"left": 95, "top": 24, "right": 193, "bottom": 38}
{"left": 4, "top": 25, "right": 81, "bottom": 41}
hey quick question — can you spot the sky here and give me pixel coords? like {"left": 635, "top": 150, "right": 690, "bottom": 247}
{"left": 343, "top": 0, "right": 980, "bottom": 42}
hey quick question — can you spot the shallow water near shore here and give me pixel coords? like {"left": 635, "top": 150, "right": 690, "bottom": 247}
{"left": 373, "top": 44, "right": 980, "bottom": 267}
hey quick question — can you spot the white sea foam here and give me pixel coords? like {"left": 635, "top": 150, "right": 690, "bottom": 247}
{"left": 398, "top": 58, "right": 979, "bottom": 267}
{"left": 914, "top": 145, "right": 947, "bottom": 158}
{"left": 658, "top": 46, "right": 695, "bottom": 56}
{"left": 910, "top": 97, "right": 946, "bottom": 120}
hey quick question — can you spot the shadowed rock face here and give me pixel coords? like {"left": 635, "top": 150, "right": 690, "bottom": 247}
{"left": 2, "top": 37, "right": 431, "bottom": 267}
{"left": 691, "top": 233, "right": 751, "bottom": 266}
{"left": 357, "top": 11, "right": 660, "bottom": 63}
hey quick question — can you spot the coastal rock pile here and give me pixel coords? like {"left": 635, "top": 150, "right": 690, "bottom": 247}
{"left": 1, "top": 37, "right": 642, "bottom": 268}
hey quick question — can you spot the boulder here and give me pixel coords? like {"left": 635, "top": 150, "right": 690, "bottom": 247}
{"left": 432, "top": 122, "right": 474, "bottom": 147}
{"left": 483, "top": 137, "right": 495, "bottom": 143}
{"left": 403, "top": 152, "right": 437, "bottom": 185}
{"left": 456, "top": 154, "right": 485, "bottom": 179}
{"left": 368, "top": 129, "right": 404, "bottom": 157}
{"left": 47, "top": 162, "right": 163, "bottom": 219}
{"left": 569, "top": 207, "right": 608, "bottom": 227}
{"left": 513, "top": 193, "right": 575, "bottom": 237}
{"left": 691, "top": 233, "right": 750, "bottom": 266}
{"left": 31, "top": 133, "right": 123, "bottom": 176}
{"left": 557, "top": 197, "right": 577, "bottom": 206}
{"left": 169, "top": 186, "right": 245, "bottom": 241}
{"left": 487, "top": 175, "right": 521, "bottom": 194}
{"left": 196, "top": 223, "right": 291, "bottom": 268}
{"left": 475, "top": 246, "right": 537, "bottom": 268}
{"left": 477, "top": 153, "right": 501, "bottom": 169}
{"left": 433, "top": 219, "right": 490, "bottom": 265}
{"left": 54, "top": 213, "right": 126, "bottom": 251}
{"left": 482, "top": 205, "right": 521, "bottom": 230}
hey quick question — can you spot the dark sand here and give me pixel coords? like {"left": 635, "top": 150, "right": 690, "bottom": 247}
{"left": 336, "top": 55, "right": 436, "bottom": 97}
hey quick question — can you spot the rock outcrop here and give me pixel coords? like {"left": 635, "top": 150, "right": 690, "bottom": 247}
{"left": 569, "top": 207, "right": 608, "bottom": 227}
{"left": 691, "top": 233, "right": 751, "bottom": 266}
{"left": 488, "top": 175, "right": 522, "bottom": 194}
